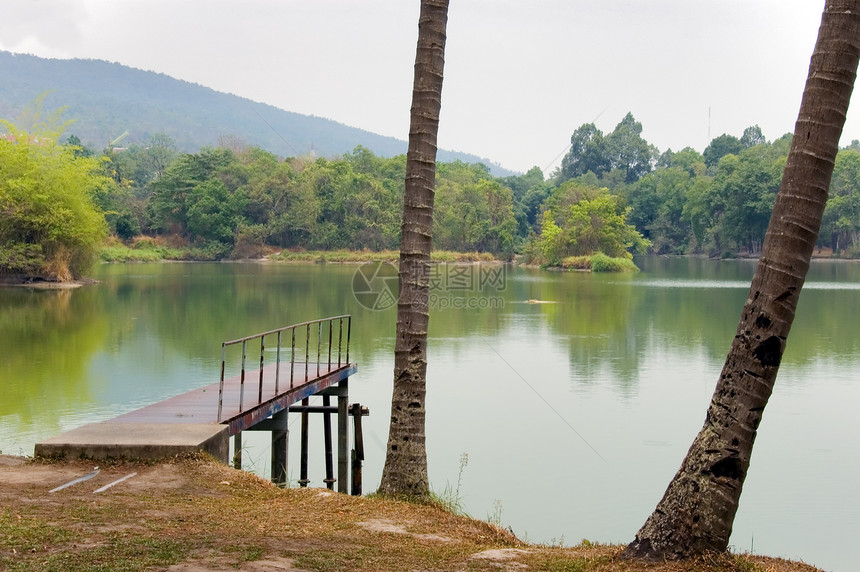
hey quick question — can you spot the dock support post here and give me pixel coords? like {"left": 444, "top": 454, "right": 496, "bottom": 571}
{"left": 233, "top": 432, "right": 242, "bottom": 470}
{"left": 299, "top": 398, "right": 310, "bottom": 487}
{"left": 270, "top": 409, "right": 289, "bottom": 487}
{"left": 322, "top": 395, "right": 335, "bottom": 490}
{"left": 350, "top": 403, "right": 365, "bottom": 496}
{"left": 338, "top": 379, "right": 348, "bottom": 494}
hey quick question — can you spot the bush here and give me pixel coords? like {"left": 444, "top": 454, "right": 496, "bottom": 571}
{"left": 185, "top": 242, "right": 231, "bottom": 261}
{"left": 430, "top": 250, "right": 496, "bottom": 262}
{"left": 100, "top": 245, "right": 163, "bottom": 263}
{"left": 1, "top": 124, "right": 108, "bottom": 279}
{"left": 132, "top": 236, "right": 159, "bottom": 250}
{"left": 115, "top": 212, "right": 141, "bottom": 241}
{"left": 590, "top": 252, "right": 639, "bottom": 272}
{"left": 232, "top": 224, "right": 267, "bottom": 259}
{"left": 100, "top": 236, "right": 183, "bottom": 262}
{"left": 845, "top": 243, "right": 860, "bottom": 258}
{"left": 0, "top": 244, "right": 46, "bottom": 275}
{"left": 518, "top": 237, "right": 544, "bottom": 265}
{"left": 561, "top": 255, "right": 592, "bottom": 270}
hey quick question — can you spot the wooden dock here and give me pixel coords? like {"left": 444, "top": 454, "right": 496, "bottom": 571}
{"left": 36, "top": 316, "right": 362, "bottom": 493}
{"left": 108, "top": 361, "right": 356, "bottom": 433}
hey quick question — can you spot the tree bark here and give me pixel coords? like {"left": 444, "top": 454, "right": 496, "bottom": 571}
{"left": 623, "top": 0, "right": 860, "bottom": 559}
{"left": 377, "top": 0, "right": 449, "bottom": 500}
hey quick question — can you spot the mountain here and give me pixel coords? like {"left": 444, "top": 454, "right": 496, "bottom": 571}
{"left": 0, "top": 51, "right": 514, "bottom": 176}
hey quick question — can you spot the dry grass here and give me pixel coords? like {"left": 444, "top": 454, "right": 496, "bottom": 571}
{"left": 0, "top": 455, "right": 822, "bottom": 571}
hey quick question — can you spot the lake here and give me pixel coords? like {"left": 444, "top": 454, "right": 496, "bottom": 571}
{"left": 1, "top": 258, "right": 858, "bottom": 571}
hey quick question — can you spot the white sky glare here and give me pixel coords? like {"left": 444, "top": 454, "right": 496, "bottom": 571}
{"left": 0, "top": 0, "right": 844, "bottom": 173}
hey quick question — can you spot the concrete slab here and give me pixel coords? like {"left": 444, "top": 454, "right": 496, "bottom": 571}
{"left": 34, "top": 423, "right": 229, "bottom": 463}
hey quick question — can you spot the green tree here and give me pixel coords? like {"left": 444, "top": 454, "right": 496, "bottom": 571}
{"left": 520, "top": 181, "right": 553, "bottom": 232}
{"left": 709, "top": 147, "right": 782, "bottom": 253}
{"left": 435, "top": 162, "right": 518, "bottom": 255}
{"left": 114, "top": 211, "right": 141, "bottom": 241}
{"left": 103, "top": 134, "right": 177, "bottom": 192}
{"left": 679, "top": 141, "right": 786, "bottom": 256}
{"left": 658, "top": 147, "right": 707, "bottom": 177}
{"left": 822, "top": 148, "right": 860, "bottom": 252}
{"left": 0, "top": 122, "right": 108, "bottom": 280}
{"left": 231, "top": 147, "right": 281, "bottom": 227}
{"left": 627, "top": 166, "right": 695, "bottom": 254}
{"left": 65, "top": 134, "right": 94, "bottom": 158}
{"left": 186, "top": 179, "right": 247, "bottom": 244}
{"left": 500, "top": 165, "right": 544, "bottom": 200}
{"left": 560, "top": 123, "right": 611, "bottom": 181}
{"left": 623, "top": 0, "right": 860, "bottom": 559}
{"left": 536, "top": 183, "right": 649, "bottom": 264}
{"left": 142, "top": 133, "right": 178, "bottom": 181}
{"left": 681, "top": 175, "right": 716, "bottom": 253}
{"left": 500, "top": 166, "right": 547, "bottom": 235}
{"left": 302, "top": 156, "right": 399, "bottom": 250}
{"left": 265, "top": 157, "right": 321, "bottom": 247}
{"left": 147, "top": 147, "right": 236, "bottom": 236}
{"left": 740, "top": 124, "right": 767, "bottom": 148}
{"left": 379, "top": 0, "right": 449, "bottom": 501}
{"left": 605, "top": 112, "right": 657, "bottom": 183}
{"left": 703, "top": 133, "right": 743, "bottom": 167}
{"left": 331, "top": 148, "right": 403, "bottom": 250}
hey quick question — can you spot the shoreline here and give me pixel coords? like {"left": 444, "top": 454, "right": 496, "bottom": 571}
{"left": 0, "top": 276, "right": 99, "bottom": 289}
{"left": 5, "top": 251, "right": 858, "bottom": 288}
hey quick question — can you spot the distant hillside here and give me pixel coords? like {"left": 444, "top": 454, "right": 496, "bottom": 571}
{"left": 0, "top": 51, "right": 513, "bottom": 176}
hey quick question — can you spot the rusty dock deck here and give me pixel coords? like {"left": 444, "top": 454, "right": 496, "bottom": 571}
{"left": 36, "top": 316, "right": 359, "bottom": 493}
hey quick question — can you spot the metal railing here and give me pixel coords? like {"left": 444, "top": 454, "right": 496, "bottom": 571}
{"left": 217, "top": 315, "right": 351, "bottom": 422}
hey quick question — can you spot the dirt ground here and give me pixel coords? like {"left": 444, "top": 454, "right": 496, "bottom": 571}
{"left": 0, "top": 454, "right": 824, "bottom": 571}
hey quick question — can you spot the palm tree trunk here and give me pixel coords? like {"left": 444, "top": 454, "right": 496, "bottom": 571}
{"left": 623, "top": 0, "right": 860, "bottom": 559}
{"left": 377, "top": 0, "right": 449, "bottom": 500}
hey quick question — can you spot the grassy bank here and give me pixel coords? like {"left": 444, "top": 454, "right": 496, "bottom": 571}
{"left": 99, "top": 236, "right": 228, "bottom": 263}
{"left": 269, "top": 249, "right": 497, "bottom": 264}
{"left": 0, "top": 455, "right": 822, "bottom": 571}
{"left": 100, "top": 240, "right": 500, "bottom": 264}
{"left": 99, "top": 239, "right": 640, "bottom": 272}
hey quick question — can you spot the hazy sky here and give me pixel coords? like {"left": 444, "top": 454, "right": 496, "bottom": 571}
{"left": 0, "top": 0, "right": 843, "bottom": 173}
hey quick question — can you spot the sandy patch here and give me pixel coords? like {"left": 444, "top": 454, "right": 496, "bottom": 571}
{"left": 167, "top": 556, "right": 301, "bottom": 571}
{"left": 471, "top": 548, "right": 531, "bottom": 570}
{"left": 357, "top": 518, "right": 452, "bottom": 543}
{"left": 472, "top": 548, "right": 531, "bottom": 560}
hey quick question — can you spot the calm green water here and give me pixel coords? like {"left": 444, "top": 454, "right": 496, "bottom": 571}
{"left": 1, "top": 259, "right": 858, "bottom": 571}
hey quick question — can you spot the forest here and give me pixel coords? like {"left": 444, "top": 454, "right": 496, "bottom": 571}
{"left": 83, "top": 111, "right": 860, "bottom": 260}
{"left": 4, "top": 109, "right": 860, "bottom": 280}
